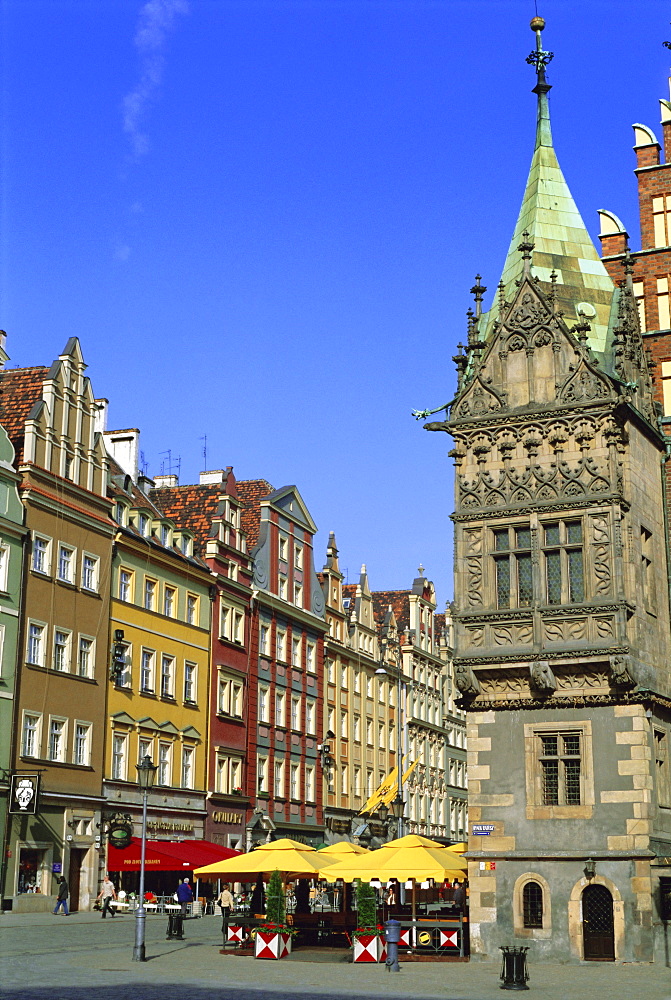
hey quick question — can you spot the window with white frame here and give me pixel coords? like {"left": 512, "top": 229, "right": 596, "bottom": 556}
{"left": 119, "top": 569, "right": 133, "bottom": 602}
{"left": 158, "top": 742, "right": 171, "bottom": 785}
{"left": 258, "top": 685, "right": 269, "bottom": 723}
{"left": 115, "top": 642, "right": 131, "bottom": 688}
{"left": 230, "top": 758, "right": 242, "bottom": 792}
{"left": 0, "top": 542, "right": 9, "bottom": 592}
{"left": 305, "top": 765, "right": 315, "bottom": 802}
{"left": 160, "top": 655, "right": 175, "bottom": 698}
{"left": 57, "top": 544, "right": 75, "bottom": 584}
{"left": 366, "top": 719, "right": 373, "bottom": 746}
{"left": 233, "top": 610, "right": 244, "bottom": 644}
{"left": 275, "top": 690, "right": 286, "bottom": 727}
{"left": 181, "top": 746, "right": 194, "bottom": 789}
{"left": 114, "top": 501, "right": 127, "bottom": 525}
{"left": 291, "top": 636, "right": 301, "bottom": 667}
{"left": 352, "top": 669, "right": 360, "bottom": 694}
{"left": 32, "top": 535, "right": 50, "bottom": 575}
{"left": 27, "top": 622, "right": 45, "bottom": 666}
{"left": 306, "top": 700, "right": 315, "bottom": 735}
{"left": 220, "top": 604, "right": 232, "bottom": 639}
{"left": 366, "top": 675, "right": 373, "bottom": 698}
{"left": 48, "top": 717, "right": 66, "bottom": 762}
{"left": 278, "top": 576, "right": 287, "bottom": 600}
{"left": 161, "top": 524, "right": 171, "bottom": 547}
{"left": 341, "top": 763, "right": 348, "bottom": 797}
{"left": 138, "top": 512, "right": 149, "bottom": 536}
{"left": 74, "top": 722, "right": 91, "bottom": 766}
{"left": 291, "top": 696, "right": 300, "bottom": 730}
{"left": 144, "top": 578, "right": 156, "bottom": 611}
{"left": 260, "top": 623, "right": 270, "bottom": 656}
{"left": 138, "top": 737, "right": 153, "bottom": 762}
{"left": 257, "top": 755, "right": 268, "bottom": 792}
{"left": 53, "top": 629, "right": 71, "bottom": 672}
{"left": 294, "top": 543, "right": 303, "bottom": 569}
{"left": 276, "top": 629, "right": 287, "bottom": 661}
{"left": 340, "top": 711, "right": 347, "bottom": 738}
{"left": 279, "top": 536, "right": 288, "bottom": 562}
{"left": 77, "top": 636, "right": 94, "bottom": 678}
{"left": 378, "top": 723, "right": 385, "bottom": 749}
{"left": 218, "top": 675, "right": 243, "bottom": 717}
{"left": 274, "top": 759, "right": 285, "bottom": 797}
{"left": 327, "top": 658, "right": 335, "bottom": 684}
{"left": 328, "top": 707, "right": 335, "bottom": 734}
{"left": 140, "top": 648, "right": 155, "bottom": 692}
{"left": 353, "top": 715, "right": 361, "bottom": 742}
{"left": 81, "top": 554, "right": 98, "bottom": 592}
{"left": 164, "top": 586, "right": 175, "bottom": 618}
{"left": 306, "top": 642, "right": 316, "bottom": 673}
{"left": 353, "top": 766, "right": 361, "bottom": 799}
{"left": 186, "top": 594, "right": 198, "bottom": 625}
{"left": 290, "top": 762, "right": 299, "bottom": 799}
{"left": 294, "top": 582, "right": 303, "bottom": 607}
{"left": 216, "top": 754, "right": 231, "bottom": 794}
{"left": 112, "top": 733, "right": 127, "bottom": 779}
{"left": 184, "top": 661, "right": 196, "bottom": 703}
{"left": 22, "top": 712, "right": 41, "bottom": 757}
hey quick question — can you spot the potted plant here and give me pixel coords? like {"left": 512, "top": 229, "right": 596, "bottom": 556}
{"left": 353, "top": 880, "right": 386, "bottom": 963}
{"left": 254, "top": 870, "right": 294, "bottom": 959}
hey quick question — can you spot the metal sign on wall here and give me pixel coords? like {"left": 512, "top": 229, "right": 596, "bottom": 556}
{"left": 9, "top": 774, "right": 40, "bottom": 814}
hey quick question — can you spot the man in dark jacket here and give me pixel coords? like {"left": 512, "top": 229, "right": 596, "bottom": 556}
{"left": 53, "top": 876, "right": 69, "bottom": 915}
{"left": 176, "top": 878, "right": 194, "bottom": 916}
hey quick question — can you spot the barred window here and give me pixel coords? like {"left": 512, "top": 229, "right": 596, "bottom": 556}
{"left": 492, "top": 525, "right": 532, "bottom": 609}
{"left": 542, "top": 520, "right": 583, "bottom": 605}
{"left": 539, "top": 731, "right": 582, "bottom": 805}
{"left": 522, "top": 881, "right": 543, "bottom": 928}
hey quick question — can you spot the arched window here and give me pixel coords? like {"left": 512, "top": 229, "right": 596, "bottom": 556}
{"left": 522, "top": 881, "right": 543, "bottom": 928}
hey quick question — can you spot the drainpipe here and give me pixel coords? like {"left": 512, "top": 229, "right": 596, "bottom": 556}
{"left": 659, "top": 433, "right": 671, "bottom": 630}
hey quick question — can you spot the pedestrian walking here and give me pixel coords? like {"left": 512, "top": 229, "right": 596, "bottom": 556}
{"left": 176, "top": 877, "right": 193, "bottom": 917}
{"left": 53, "top": 876, "right": 69, "bottom": 915}
{"left": 453, "top": 880, "right": 466, "bottom": 912}
{"left": 216, "top": 882, "right": 235, "bottom": 942}
{"left": 96, "top": 875, "right": 117, "bottom": 918}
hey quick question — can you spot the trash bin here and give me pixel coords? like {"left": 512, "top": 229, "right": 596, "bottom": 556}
{"left": 499, "top": 946, "right": 529, "bottom": 990}
{"left": 385, "top": 919, "right": 401, "bottom": 972}
{"left": 166, "top": 913, "right": 185, "bottom": 940}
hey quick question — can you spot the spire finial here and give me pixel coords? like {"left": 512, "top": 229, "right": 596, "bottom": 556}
{"left": 526, "top": 16, "right": 554, "bottom": 149}
{"left": 470, "top": 275, "right": 487, "bottom": 319}
{"left": 517, "top": 230, "right": 535, "bottom": 274}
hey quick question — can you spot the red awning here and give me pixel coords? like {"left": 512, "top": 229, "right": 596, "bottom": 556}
{"left": 107, "top": 838, "right": 240, "bottom": 872}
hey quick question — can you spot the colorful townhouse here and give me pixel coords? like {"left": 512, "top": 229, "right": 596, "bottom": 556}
{"left": 103, "top": 428, "right": 213, "bottom": 846}
{"left": 153, "top": 468, "right": 253, "bottom": 852}
{"left": 0, "top": 338, "right": 113, "bottom": 912}
{"left": 0, "top": 335, "right": 28, "bottom": 912}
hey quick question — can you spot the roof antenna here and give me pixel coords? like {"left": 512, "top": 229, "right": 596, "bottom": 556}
{"left": 200, "top": 434, "right": 207, "bottom": 470}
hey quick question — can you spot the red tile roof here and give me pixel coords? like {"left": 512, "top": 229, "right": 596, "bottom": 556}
{"left": 151, "top": 483, "right": 224, "bottom": 553}
{"left": 371, "top": 590, "right": 411, "bottom": 634}
{"left": 0, "top": 367, "right": 49, "bottom": 466}
{"left": 236, "top": 479, "right": 275, "bottom": 550}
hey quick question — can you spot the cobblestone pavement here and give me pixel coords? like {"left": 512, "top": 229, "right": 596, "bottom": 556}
{"left": 1, "top": 911, "right": 669, "bottom": 1000}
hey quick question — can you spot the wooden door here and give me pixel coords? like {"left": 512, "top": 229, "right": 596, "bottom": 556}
{"left": 68, "top": 849, "right": 84, "bottom": 913}
{"left": 582, "top": 884, "right": 615, "bottom": 961}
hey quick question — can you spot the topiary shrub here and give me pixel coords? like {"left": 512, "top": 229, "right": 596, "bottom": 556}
{"left": 354, "top": 878, "right": 379, "bottom": 933}
{"left": 265, "top": 869, "right": 286, "bottom": 928}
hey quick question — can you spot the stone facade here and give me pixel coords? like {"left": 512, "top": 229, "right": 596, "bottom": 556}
{"left": 424, "top": 20, "right": 671, "bottom": 963}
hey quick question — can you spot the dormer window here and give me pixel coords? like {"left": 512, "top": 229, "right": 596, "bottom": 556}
{"left": 138, "top": 513, "right": 149, "bottom": 536}
{"left": 161, "top": 524, "right": 171, "bottom": 547}
{"left": 181, "top": 535, "right": 192, "bottom": 557}
{"left": 114, "top": 502, "right": 126, "bottom": 526}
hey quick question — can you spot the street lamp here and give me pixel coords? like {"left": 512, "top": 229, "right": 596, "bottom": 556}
{"left": 376, "top": 655, "right": 405, "bottom": 839}
{"left": 133, "top": 754, "right": 157, "bottom": 962}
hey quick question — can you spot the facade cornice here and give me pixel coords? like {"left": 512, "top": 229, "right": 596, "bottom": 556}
{"left": 257, "top": 591, "right": 328, "bottom": 633}
{"left": 461, "top": 689, "right": 671, "bottom": 712}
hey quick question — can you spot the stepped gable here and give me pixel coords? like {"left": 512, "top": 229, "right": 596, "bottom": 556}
{"left": 371, "top": 590, "right": 411, "bottom": 635}
{"left": 236, "top": 479, "right": 275, "bottom": 550}
{"left": 151, "top": 482, "right": 223, "bottom": 554}
{"left": 0, "top": 367, "right": 49, "bottom": 465}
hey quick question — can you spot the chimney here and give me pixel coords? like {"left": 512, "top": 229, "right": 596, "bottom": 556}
{"left": 200, "top": 470, "right": 227, "bottom": 485}
{"left": 94, "top": 399, "right": 109, "bottom": 434}
{"left": 154, "top": 474, "right": 179, "bottom": 489}
{"left": 104, "top": 429, "right": 140, "bottom": 481}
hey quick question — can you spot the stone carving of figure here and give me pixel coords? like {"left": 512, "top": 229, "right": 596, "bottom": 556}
{"left": 530, "top": 660, "right": 557, "bottom": 694}
{"left": 454, "top": 662, "right": 481, "bottom": 697}
{"left": 609, "top": 654, "right": 636, "bottom": 688}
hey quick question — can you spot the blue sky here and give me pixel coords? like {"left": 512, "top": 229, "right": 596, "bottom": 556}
{"left": 1, "top": 0, "right": 669, "bottom": 607}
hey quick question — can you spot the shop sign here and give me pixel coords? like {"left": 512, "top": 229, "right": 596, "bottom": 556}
{"left": 52, "top": 863, "right": 62, "bottom": 874}
{"left": 212, "top": 811, "right": 242, "bottom": 825}
{"left": 9, "top": 774, "right": 40, "bottom": 814}
{"left": 146, "top": 819, "right": 193, "bottom": 833}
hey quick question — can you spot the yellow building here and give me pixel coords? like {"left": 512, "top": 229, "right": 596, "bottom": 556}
{"left": 103, "top": 438, "right": 212, "bottom": 849}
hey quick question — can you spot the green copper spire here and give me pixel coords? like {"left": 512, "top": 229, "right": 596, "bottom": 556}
{"left": 481, "top": 17, "right": 615, "bottom": 353}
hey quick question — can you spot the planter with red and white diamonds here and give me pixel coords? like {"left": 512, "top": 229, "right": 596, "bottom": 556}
{"left": 353, "top": 932, "right": 386, "bottom": 963}
{"left": 254, "top": 929, "right": 292, "bottom": 959}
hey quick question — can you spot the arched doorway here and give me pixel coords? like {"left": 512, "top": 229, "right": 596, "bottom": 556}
{"left": 582, "top": 884, "right": 615, "bottom": 961}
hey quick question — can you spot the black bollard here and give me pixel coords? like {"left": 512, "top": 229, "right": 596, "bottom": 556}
{"left": 500, "top": 946, "right": 529, "bottom": 990}
{"left": 385, "top": 919, "right": 401, "bottom": 972}
{"left": 174, "top": 913, "right": 185, "bottom": 940}
{"left": 166, "top": 913, "right": 176, "bottom": 940}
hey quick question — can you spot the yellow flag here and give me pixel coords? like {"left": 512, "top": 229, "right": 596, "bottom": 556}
{"left": 358, "top": 757, "right": 417, "bottom": 815}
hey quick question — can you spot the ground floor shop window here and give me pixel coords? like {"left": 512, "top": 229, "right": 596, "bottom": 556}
{"left": 17, "top": 847, "right": 46, "bottom": 894}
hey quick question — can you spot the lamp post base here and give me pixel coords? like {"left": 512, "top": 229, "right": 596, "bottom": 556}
{"left": 133, "top": 908, "right": 147, "bottom": 961}
{"left": 132, "top": 944, "right": 146, "bottom": 962}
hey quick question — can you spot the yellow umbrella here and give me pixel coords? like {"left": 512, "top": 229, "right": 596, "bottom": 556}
{"left": 318, "top": 841, "right": 370, "bottom": 858}
{"left": 194, "top": 838, "right": 340, "bottom": 879}
{"left": 447, "top": 842, "right": 467, "bottom": 854}
{"left": 319, "top": 834, "right": 468, "bottom": 883}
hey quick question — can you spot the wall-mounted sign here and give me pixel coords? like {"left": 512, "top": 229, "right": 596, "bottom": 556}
{"left": 212, "top": 811, "right": 243, "bottom": 825}
{"left": 9, "top": 774, "right": 40, "bottom": 814}
{"left": 52, "top": 863, "right": 62, "bottom": 874}
{"left": 471, "top": 824, "right": 495, "bottom": 836}
{"left": 146, "top": 819, "right": 193, "bottom": 833}
{"left": 108, "top": 818, "right": 133, "bottom": 849}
